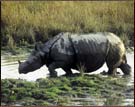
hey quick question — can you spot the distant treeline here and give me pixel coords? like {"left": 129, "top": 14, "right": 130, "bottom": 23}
{"left": 1, "top": 1, "right": 134, "bottom": 50}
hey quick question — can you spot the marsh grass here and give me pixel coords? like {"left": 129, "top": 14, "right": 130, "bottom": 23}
{"left": 77, "top": 64, "right": 86, "bottom": 77}
{"left": 1, "top": 1, "right": 134, "bottom": 50}
{"left": 1, "top": 74, "right": 130, "bottom": 106}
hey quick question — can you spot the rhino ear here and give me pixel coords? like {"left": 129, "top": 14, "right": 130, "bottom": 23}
{"left": 18, "top": 60, "right": 21, "bottom": 64}
{"left": 35, "top": 43, "right": 42, "bottom": 51}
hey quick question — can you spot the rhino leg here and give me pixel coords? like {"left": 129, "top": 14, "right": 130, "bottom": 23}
{"left": 48, "top": 63, "right": 58, "bottom": 77}
{"left": 106, "top": 48, "right": 122, "bottom": 75}
{"left": 106, "top": 56, "right": 121, "bottom": 76}
{"left": 48, "top": 61, "right": 69, "bottom": 77}
{"left": 48, "top": 64, "right": 57, "bottom": 77}
{"left": 119, "top": 55, "right": 131, "bottom": 75}
{"left": 63, "top": 68, "right": 73, "bottom": 76}
{"left": 119, "top": 63, "right": 131, "bottom": 75}
{"left": 107, "top": 67, "right": 117, "bottom": 76}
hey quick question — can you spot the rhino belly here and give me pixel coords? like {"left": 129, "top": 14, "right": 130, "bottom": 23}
{"left": 77, "top": 53, "right": 106, "bottom": 72}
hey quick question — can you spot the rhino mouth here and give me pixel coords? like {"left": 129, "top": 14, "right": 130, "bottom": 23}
{"left": 18, "top": 65, "right": 33, "bottom": 74}
{"left": 18, "top": 69, "right": 28, "bottom": 74}
{"left": 18, "top": 67, "right": 28, "bottom": 74}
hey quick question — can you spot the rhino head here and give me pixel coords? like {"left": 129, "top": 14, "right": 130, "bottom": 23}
{"left": 18, "top": 43, "right": 45, "bottom": 74}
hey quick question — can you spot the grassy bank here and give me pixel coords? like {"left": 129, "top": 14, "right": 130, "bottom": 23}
{"left": 1, "top": 74, "right": 132, "bottom": 106}
{"left": 1, "top": 1, "right": 134, "bottom": 51}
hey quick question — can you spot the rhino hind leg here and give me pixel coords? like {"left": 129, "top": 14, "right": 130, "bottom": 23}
{"left": 106, "top": 58, "right": 124, "bottom": 76}
{"left": 106, "top": 53, "right": 131, "bottom": 75}
{"left": 119, "top": 55, "right": 131, "bottom": 75}
{"left": 107, "top": 67, "right": 117, "bottom": 76}
{"left": 119, "top": 63, "right": 131, "bottom": 75}
{"left": 106, "top": 54, "right": 122, "bottom": 75}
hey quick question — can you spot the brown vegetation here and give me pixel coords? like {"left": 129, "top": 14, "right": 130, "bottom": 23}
{"left": 1, "top": 1, "right": 134, "bottom": 50}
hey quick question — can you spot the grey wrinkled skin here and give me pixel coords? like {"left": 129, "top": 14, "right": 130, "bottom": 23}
{"left": 18, "top": 32, "right": 131, "bottom": 77}
{"left": 18, "top": 51, "right": 45, "bottom": 74}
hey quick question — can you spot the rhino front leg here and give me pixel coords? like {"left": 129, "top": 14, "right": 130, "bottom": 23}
{"left": 48, "top": 63, "right": 58, "bottom": 77}
{"left": 48, "top": 61, "right": 67, "bottom": 77}
{"left": 63, "top": 68, "right": 73, "bottom": 76}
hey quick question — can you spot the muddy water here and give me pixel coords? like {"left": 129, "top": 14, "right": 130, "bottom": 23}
{"left": 1, "top": 52, "right": 134, "bottom": 106}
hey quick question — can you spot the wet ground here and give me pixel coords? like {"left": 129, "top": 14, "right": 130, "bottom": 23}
{"left": 1, "top": 51, "right": 134, "bottom": 106}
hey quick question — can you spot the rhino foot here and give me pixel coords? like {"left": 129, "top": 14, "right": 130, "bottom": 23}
{"left": 100, "top": 70, "right": 108, "bottom": 75}
{"left": 50, "top": 72, "right": 57, "bottom": 78}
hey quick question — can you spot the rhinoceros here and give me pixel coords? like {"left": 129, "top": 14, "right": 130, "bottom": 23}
{"left": 18, "top": 32, "right": 131, "bottom": 77}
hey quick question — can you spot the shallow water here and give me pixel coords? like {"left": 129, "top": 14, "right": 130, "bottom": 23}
{"left": 1, "top": 52, "right": 134, "bottom": 81}
{"left": 1, "top": 52, "right": 134, "bottom": 106}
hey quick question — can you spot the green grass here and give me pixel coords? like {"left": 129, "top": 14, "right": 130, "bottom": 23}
{"left": 1, "top": 74, "right": 132, "bottom": 106}
{"left": 1, "top": 1, "right": 134, "bottom": 50}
